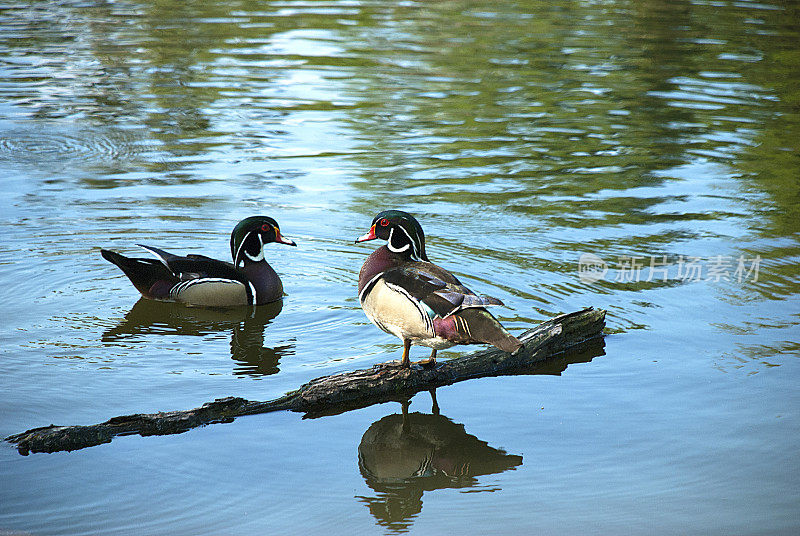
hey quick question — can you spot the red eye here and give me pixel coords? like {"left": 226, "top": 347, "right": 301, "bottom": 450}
{"left": 261, "top": 224, "right": 271, "bottom": 232}
{"left": 379, "top": 218, "right": 389, "bottom": 227}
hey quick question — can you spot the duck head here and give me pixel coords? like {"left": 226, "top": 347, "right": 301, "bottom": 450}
{"left": 231, "top": 216, "right": 296, "bottom": 267}
{"left": 356, "top": 210, "right": 429, "bottom": 261}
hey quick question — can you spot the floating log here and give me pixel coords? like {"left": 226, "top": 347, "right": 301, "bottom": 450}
{"left": 6, "top": 307, "right": 605, "bottom": 455}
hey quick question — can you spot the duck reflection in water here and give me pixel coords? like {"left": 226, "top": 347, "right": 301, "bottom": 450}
{"left": 357, "top": 392, "right": 523, "bottom": 531}
{"left": 102, "top": 298, "right": 293, "bottom": 376}
{"left": 356, "top": 342, "right": 604, "bottom": 531}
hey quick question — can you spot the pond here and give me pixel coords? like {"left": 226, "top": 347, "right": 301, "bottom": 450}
{"left": 1, "top": 0, "right": 798, "bottom": 534}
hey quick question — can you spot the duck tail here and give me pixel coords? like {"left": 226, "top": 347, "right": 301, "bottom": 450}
{"left": 101, "top": 249, "right": 174, "bottom": 297}
{"left": 457, "top": 308, "right": 523, "bottom": 354}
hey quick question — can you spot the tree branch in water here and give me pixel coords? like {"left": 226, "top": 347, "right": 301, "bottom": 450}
{"left": 6, "top": 307, "right": 606, "bottom": 455}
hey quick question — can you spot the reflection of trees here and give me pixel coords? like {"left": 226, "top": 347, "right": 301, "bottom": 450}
{"left": 102, "top": 298, "right": 293, "bottom": 376}
{"left": 731, "top": 3, "right": 800, "bottom": 302}
{"left": 7, "top": 0, "right": 795, "bottom": 246}
{"left": 340, "top": 1, "right": 705, "bottom": 202}
{"left": 339, "top": 0, "right": 797, "bottom": 248}
{"left": 4, "top": 0, "right": 370, "bottom": 176}
{"left": 79, "top": 0, "right": 282, "bottom": 167}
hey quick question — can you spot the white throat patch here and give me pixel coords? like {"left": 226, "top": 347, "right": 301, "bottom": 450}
{"left": 386, "top": 227, "right": 410, "bottom": 254}
{"left": 236, "top": 232, "right": 265, "bottom": 266}
{"left": 386, "top": 226, "right": 420, "bottom": 260}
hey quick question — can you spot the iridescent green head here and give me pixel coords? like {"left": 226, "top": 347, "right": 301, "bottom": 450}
{"left": 356, "top": 210, "right": 429, "bottom": 261}
{"left": 230, "top": 216, "right": 296, "bottom": 267}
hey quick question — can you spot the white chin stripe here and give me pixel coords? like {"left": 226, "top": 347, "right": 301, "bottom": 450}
{"left": 245, "top": 250, "right": 264, "bottom": 262}
{"left": 387, "top": 228, "right": 411, "bottom": 254}
{"left": 242, "top": 233, "right": 265, "bottom": 263}
{"left": 387, "top": 242, "right": 410, "bottom": 253}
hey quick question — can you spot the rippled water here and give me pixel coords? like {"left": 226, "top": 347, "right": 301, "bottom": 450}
{"left": 1, "top": 1, "right": 798, "bottom": 534}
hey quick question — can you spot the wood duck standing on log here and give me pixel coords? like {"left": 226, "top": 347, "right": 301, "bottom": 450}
{"left": 356, "top": 210, "right": 522, "bottom": 368}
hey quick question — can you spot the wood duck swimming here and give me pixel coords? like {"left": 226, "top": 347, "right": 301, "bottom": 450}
{"left": 356, "top": 210, "right": 522, "bottom": 368}
{"left": 101, "top": 216, "right": 296, "bottom": 307}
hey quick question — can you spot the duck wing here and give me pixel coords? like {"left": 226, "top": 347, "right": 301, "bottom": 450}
{"left": 138, "top": 245, "right": 245, "bottom": 283}
{"left": 381, "top": 266, "right": 504, "bottom": 319}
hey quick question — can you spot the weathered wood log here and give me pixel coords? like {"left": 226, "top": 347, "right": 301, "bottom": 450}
{"left": 6, "top": 307, "right": 605, "bottom": 455}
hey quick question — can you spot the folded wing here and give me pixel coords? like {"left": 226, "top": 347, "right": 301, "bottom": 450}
{"left": 138, "top": 245, "right": 245, "bottom": 284}
{"left": 381, "top": 266, "right": 504, "bottom": 319}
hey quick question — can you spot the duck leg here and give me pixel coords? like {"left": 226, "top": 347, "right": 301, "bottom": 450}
{"left": 415, "top": 348, "right": 437, "bottom": 368}
{"left": 399, "top": 339, "right": 411, "bottom": 368}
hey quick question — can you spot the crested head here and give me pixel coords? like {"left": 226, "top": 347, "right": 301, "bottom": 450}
{"left": 356, "top": 210, "right": 429, "bottom": 261}
{"left": 230, "top": 215, "right": 296, "bottom": 267}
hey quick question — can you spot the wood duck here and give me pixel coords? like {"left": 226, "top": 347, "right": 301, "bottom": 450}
{"left": 356, "top": 210, "right": 522, "bottom": 368}
{"left": 101, "top": 216, "right": 296, "bottom": 307}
